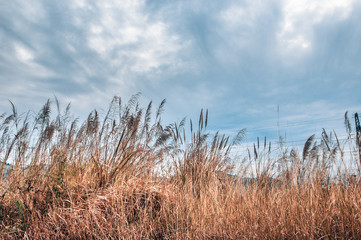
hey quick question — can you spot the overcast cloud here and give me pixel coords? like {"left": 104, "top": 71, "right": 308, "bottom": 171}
{"left": 1, "top": 0, "right": 361, "bottom": 145}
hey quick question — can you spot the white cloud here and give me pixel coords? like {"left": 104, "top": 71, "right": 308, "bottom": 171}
{"left": 219, "top": 1, "right": 269, "bottom": 48}
{"left": 12, "top": 42, "right": 54, "bottom": 79}
{"left": 16, "top": 0, "right": 46, "bottom": 23}
{"left": 14, "top": 43, "right": 34, "bottom": 63}
{"left": 278, "top": 0, "right": 354, "bottom": 53}
{"left": 85, "top": 0, "right": 184, "bottom": 74}
{"left": 220, "top": 1, "right": 264, "bottom": 28}
{"left": 1, "top": 0, "right": 360, "bottom": 140}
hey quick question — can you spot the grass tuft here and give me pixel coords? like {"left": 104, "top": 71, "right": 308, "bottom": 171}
{"left": 0, "top": 96, "right": 360, "bottom": 239}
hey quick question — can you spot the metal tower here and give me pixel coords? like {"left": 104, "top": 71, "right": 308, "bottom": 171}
{"left": 355, "top": 113, "right": 361, "bottom": 163}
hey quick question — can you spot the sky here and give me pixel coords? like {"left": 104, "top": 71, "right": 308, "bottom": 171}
{"left": 1, "top": 0, "right": 361, "bottom": 150}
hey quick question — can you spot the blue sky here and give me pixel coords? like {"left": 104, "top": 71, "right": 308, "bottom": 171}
{"left": 1, "top": 0, "right": 361, "bottom": 147}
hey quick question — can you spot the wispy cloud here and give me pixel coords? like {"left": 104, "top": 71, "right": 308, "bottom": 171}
{"left": 278, "top": 0, "right": 354, "bottom": 52}
{"left": 0, "top": 0, "right": 360, "bottom": 143}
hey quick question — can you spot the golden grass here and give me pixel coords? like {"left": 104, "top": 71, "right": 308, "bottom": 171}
{"left": 0, "top": 96, "right": 360, "bottom": 239}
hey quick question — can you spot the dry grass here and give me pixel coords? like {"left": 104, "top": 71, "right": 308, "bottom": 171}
{"left": 0, "top": 96, "right": 360, "bottom": 239}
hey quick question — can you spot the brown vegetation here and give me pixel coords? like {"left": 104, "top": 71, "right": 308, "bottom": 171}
{"left": 0, "top": 96, "right": 360, "bottom": 239}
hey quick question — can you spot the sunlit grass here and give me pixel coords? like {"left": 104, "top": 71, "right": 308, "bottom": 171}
{"left": 0, "top": 96, "right": 360, "bottom": 239}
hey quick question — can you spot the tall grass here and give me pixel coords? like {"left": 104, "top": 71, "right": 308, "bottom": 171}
{"left": 0, "top": 96, "right": 360, "bottom": 239}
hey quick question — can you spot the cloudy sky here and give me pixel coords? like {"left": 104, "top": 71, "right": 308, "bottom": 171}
{"left": 1, "top": 0, "right": 361, "bottom": 147}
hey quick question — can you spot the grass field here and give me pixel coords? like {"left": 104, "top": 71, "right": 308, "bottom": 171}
{"left": 1, "top": 96, "right": 360, "bottom": 239}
